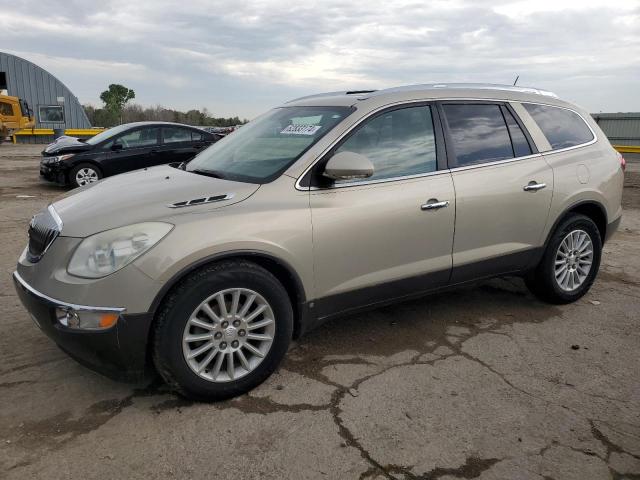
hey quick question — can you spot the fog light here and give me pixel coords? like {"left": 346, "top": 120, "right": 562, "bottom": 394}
{"left": 56, "top": 308, "right": 120, "bottom": 330}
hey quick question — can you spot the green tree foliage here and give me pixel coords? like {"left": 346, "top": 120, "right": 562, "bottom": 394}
{"left": 84, "top": 103, "right": 246, "bottom": 128}
{"left": 99, "top": 84, "right": 135, "bottom": 117}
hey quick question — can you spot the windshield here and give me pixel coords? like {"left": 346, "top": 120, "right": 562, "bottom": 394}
{"left": 186, "top": 106, "right": 353, "bottom": 183}
{"left": 85, "top": 124, "right": 132, "bottom": 145}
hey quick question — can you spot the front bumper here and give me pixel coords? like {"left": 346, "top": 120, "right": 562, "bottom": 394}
{"left": 39, "top": 160, "right": 68, "bottom": 184}
{"left": 13, "top": 271, "right": 153, "bottom": 381}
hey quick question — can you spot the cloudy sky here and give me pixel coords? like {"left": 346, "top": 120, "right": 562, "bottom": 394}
{"left": 1, "top": 0, "right": 638, "bottom": 118}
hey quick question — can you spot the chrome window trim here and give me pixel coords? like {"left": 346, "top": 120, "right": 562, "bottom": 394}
{"left": 294, "top": 97, "right": 598, "bottom": 191}
{"left": 13, "top": 271, "right": 126, "bottom": 313}
{"left": 447, "top": 153, "right": 543, "bottom": 173}
{"left": 519, "top": 101, "right": 598, "bottom": 154}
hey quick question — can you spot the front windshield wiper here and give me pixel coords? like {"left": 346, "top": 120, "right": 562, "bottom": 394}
{"left": 190, "top": 168, "right": 226, "bottom": 179}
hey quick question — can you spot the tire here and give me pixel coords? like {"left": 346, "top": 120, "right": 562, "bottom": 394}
{"left": 152, "top": 260, "right": 293, "bottom": 401}
{"left": 70, "top": 163, "right": 102, "bottom": 187}
{"left": 525, "top": 214, "right": 602, "bottom": 304}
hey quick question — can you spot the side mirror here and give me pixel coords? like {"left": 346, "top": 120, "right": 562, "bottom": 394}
{"left": 323, "top": 151, "right": 374, "bottom": 181}
{"left": 111, "top": 143, "right": 123, "bottom": 151}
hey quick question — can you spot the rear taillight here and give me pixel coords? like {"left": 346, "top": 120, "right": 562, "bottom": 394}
{"left": 617, "top": 151, "right": 626, "bottom": 171}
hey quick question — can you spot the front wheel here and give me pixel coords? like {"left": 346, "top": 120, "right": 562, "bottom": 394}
{"left": 152, "top": 260, "right": 293, "bottom": 401}
{"left": 70, "top": 163, "right": 102, "bottom": 187}
{"left": 525, "top": 214, "right": 602, "bottom": 304}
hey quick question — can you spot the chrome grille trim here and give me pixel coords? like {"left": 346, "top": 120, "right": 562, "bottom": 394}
{"left": 27, "top": 205, "right": 62, "bottom": 263}
{"left": 167, "top": 193, "right": 235, "bottom": 209}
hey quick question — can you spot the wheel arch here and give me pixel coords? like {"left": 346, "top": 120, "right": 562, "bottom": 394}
{"left": 148, "top": 250, "right": 309, "bottom": 339}
{"left": 544, "top": 200, "right": 608, "bottom": 249}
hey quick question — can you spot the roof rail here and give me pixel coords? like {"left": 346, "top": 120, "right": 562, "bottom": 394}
{"left": 372, "top": 83, "right": 559, "bottom": 98}
{"left": 285, "top": 90, "right": 376, "bottom": 103}
{"left": 285, "top": 83, "right": 558, "bottom": 105}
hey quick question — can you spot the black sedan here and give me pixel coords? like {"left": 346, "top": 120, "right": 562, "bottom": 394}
{"left": 40, "top": 122, "right": 219, "bottom": 187}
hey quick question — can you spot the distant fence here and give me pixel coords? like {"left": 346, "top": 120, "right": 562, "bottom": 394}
{"left": 592, "top": 113, "right": 640, "bottom": 153}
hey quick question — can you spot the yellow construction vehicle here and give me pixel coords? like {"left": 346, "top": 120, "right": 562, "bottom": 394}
{"left": 0, "top": 94, "right": 35, "bottom": 144}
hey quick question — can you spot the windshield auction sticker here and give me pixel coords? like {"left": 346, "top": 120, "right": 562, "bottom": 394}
{"left": 280, "top": 125, "right": 322, "bottom": 135}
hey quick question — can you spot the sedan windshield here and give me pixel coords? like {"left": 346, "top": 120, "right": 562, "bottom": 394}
{"left": 85, "top": 124, "right": 132, "bottom": 145}
{"left": 186, "top": 106, "right": 353, "bottom": 183}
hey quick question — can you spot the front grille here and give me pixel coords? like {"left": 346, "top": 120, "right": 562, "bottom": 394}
{"left": 27, "top": 206, "right": 62, "bottom": 262}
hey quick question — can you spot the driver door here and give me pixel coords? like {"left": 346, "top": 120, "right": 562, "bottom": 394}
{"left": 308, "top": 104, "right": 455, "bottom": 318}
{"left": 105, "top": 127, "right": 160, "bottom": 175}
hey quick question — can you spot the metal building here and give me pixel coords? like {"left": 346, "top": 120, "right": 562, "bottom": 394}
{"left": 592, "top": 113, "right": 640, "bottom": 148}
{"left": 0, "top": 51, "right": 91, "bottom": 143}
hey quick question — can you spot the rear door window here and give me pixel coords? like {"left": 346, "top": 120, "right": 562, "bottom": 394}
{"left": 162, "top": 127, "right": 192, "bottom": 144}
{"left": 442, "top": 104, "right": 514, "bottom": 167}
{"left": 502, "top": 106, "right": 532, "bottom": 157}
{"left": 522, "top": 103, "right": 594, "bottom": 150}
{"left": 191, "top": 131, "right": 204, "bottom": 141}
{"left": 114, "top": 127, "right": 160, "bottom": 149}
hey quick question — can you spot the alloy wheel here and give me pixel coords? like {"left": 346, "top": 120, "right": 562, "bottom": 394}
{"left": 182, "top": 288, "right": 276, "bottom": 383}
{"left": 554, "top": 229, "right": 593, "bottom": 291}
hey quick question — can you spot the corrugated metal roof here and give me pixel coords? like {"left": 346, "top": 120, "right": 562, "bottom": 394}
{"left": 1, "top": 51, "right": 91, "bottom": 143}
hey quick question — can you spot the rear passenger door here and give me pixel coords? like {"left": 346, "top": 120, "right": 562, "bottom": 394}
{"left": 439, "top": 102, "right": 553, "bottom": 282}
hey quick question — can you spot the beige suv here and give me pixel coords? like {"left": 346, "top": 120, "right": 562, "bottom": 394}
{"left": 13, "top": 84, "right": 624, "bottom": 400}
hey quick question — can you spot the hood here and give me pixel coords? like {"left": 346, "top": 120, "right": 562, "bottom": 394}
{"left": 43, "top": 136, "right": 92, "bottom": 155}
{"left": 53, "top": 165, "right": 260, "bottom": 237}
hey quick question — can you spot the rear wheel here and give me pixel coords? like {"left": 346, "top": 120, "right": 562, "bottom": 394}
{"left": 152, "top": 260, "right": 293, "bottom": 401}
{"left": 526, "top": 214, "right": 602, "bottom": 304}
{"left": 70, "top": 163, "right": 102, "bottom": 187}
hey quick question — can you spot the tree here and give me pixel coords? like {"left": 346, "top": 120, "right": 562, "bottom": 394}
{"left": 99, "top": 84, "right": 135, "bottom": 124}
{"left": 84, "top": 101, "right": 248, "bottom": 128}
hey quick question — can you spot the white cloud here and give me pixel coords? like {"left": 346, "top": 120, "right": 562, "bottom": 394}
{"left": 0, "top": 0, "right": 638, "bottom": 116}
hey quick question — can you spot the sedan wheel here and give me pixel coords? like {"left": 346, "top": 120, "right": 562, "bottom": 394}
{"left": 75, "top": 167, "right": 99, "bottom": 186}
{"left": 70, "top": 163, "right": 102, "bottom": 187}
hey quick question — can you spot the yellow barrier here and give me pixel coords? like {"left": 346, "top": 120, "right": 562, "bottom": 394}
{"left": 11, "top": 128, "right": 105, "bottom": 143}
{"left": 613, "top": 145, "right": 640, "bottom": 154}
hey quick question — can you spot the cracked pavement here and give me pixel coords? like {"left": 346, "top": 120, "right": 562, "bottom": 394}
{"left": 1, "top": 146, "right": 639, "bottom": 479}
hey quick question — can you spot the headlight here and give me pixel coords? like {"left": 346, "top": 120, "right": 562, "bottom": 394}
{"left": 47, "top": 154, "right": 75, "bottom": 164}
{"left": 68, "top": 222, "right": 173, "bottom": 278}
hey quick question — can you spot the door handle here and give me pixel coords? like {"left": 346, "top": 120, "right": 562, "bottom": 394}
{"left": 421, "top": 199, "right": 450, "bottom": 211}
{"left": 523, "top": 182, "right": 546, "bottom": 192}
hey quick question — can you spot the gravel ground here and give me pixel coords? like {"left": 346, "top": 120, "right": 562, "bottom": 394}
{"left": 1, "top": 145, "right": 639, "bottom": 480}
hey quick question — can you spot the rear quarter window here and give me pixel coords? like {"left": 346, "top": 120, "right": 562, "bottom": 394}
{"left": 523, "top": 103, "right": 594, "bottom": 150}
